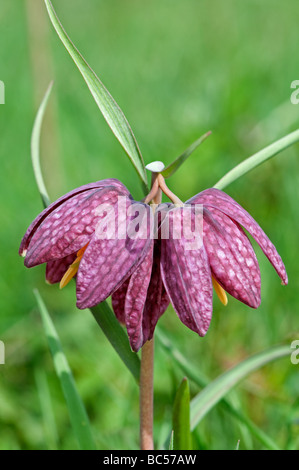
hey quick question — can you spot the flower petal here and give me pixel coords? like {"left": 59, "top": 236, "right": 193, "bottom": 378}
{"left": 76, "top": 200, "right": 153, "bottom": 309}
{"left": 111, "top": 278, "right": 130, "bottom": 324}
{"left": 45, "top": 253, "right": 77, "bottom": 284}
{"left": 203, "top": 207, "right": 261, "bottom": 308}
{"left": 142, "top": 240, "right": 170, "bottom": 344}
{"left": 111, "top": 240, "right": 169, "bottom": 351}
{"left": 160, "top": 207, "right": 213, "bottom": 337}
{"left": 24, "top": 185, "right": 130, "bottom": 267}
{"left": 19, "top": 178, "right": 130, "bottom": 257}
{"left": 124, "top": 242, "right": 154, "bottom": 352}
{"left": 188, "top": 188, "right": 288, "bottom": 285}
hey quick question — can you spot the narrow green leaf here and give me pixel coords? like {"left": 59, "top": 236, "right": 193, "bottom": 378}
{"left": 157, "top": 329, "right": 280, "bottom": 450}
{"left": 190, "top": 344, "right": 291, "bottom": 430}
{"left": 34, "top": 289, "right": 97, "bottom": 450}
{"left": 172, "top": 378, "right": 192, "bottom": 450}
{"left": 34, "top": 368, "right": 58, "bottom": 450}
{"left": 90, "top": 302, "right": 140, "bottom": 382}
{"left": 31, "top": 82, "right": 53, "bottom": 208}
{"left": 161, "top": 131, "right": 211, "bottom": 179}
{"left": 235, "top": 440, "right": 240, "bottom": 450}
{"left": 169, "top": 430, "right": 174, "bottom": 450}
{"left": 214, "top": 129, "right": 299, "bottom": 189}
{"left": 44, "top": 0, "right": 147, "bottom": 190}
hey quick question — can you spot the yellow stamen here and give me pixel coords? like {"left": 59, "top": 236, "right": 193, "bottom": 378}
{"left": 212, "top": 277, "right": 228, "bottom": 306}
{"left": 59, "top": 244, "right": 89, "bottom": 289}
{"left": 76, "top": 244, "right": 89, "bottom": 258}
{"left": 60, "top": 261, "right": 80, "bottom": 289}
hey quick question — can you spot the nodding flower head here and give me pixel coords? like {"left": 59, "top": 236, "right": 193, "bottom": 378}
{"left": 20, "top": 174, "right": 287, "bottom": 352}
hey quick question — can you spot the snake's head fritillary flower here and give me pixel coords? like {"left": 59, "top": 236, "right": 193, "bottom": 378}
{"left": 20, "top": 172, "right": 288, "bottom": 352}
{"left": 187, "top": 187, "right": 288, "bottom": 307}
{"left": 19, "top": 179, "right": 153, "bottom": 312}
{"left": 111, "top": 177, "right": 288, "bottom": 351}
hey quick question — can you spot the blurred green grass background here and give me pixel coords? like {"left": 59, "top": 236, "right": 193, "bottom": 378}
{"left": 0, "top": 0, "right": 299, "bottom": 450}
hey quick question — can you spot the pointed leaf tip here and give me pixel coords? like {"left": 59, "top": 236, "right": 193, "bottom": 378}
{"left": 172, "top": 377, "right": 192, "bottom": 450}
{"left": 162, "top": 130, "right": 212, "bottom": 179}
{"left": 31, "top": 81, "right": 53, "bottom": 208}
{"left": 44, "top": 0, "right": 147, "bottom": 189}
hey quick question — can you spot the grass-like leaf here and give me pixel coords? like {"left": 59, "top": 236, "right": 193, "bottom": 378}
{"left": 34, "top": 368, "right": 58, "bottom": 450}
{"left": 190, "top": 344, "right": 291, "bottom": 430}
{"left": 157, "top": 330, "right": 280, "bottom": 450}
{"left": 44, "top": 0, "right": 148, "bottom": 191}
{"left": 161, "top": 131, "right": 211, "bottom": 179}
{"left": 34, "top": 289, "right": 97, "bottom": 450}
{"left": 168, "top": 431, "right": 174, "bottom": 450}
{"left": 90, "top": 302, "right": 140, "bottom": 382}
{"left": 214, "top": 129, "right": 299, "bottom": 189}
{"left": 31, "top": 82, "right": 53, "bottom": 208}
{"left": 172, "top": 378, "right": 192, "bottom": 450}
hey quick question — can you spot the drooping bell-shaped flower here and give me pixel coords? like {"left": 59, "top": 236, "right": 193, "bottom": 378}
{"left": 187, "top": 188, "right": 288, "bottom": 307}
{"left": 110, "top": 179, "right": 288, "bottom": 351}
{"left": 19, "top": 173, "right": 288, "bottom": 352}
{"left": 20, "top": 179, "right": 153, "bottom": 311}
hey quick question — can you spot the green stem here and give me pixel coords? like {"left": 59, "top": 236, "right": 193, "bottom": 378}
{"left": 140, "top": 339, "right": 155, "bottom": 450}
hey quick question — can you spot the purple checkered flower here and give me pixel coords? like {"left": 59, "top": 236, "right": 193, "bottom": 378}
{"left": 20, "top": 178, "right": 287, "bottom": 352}
{"left": 19, "top": 178, "right": 152, "bottom": 311}
{"left": 112, "top": 186, "right": 287, "bottom": 351}
{"left": 187, "top": 188, "right": 288, "bottom": 308}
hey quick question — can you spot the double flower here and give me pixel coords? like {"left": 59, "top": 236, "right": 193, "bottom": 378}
{"left": 19, "top": 173, "right": 287, "bottom": 351}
